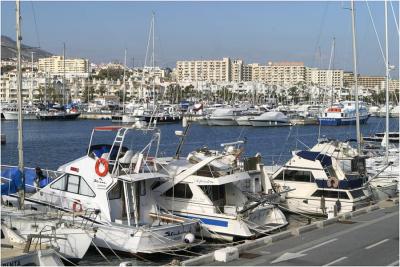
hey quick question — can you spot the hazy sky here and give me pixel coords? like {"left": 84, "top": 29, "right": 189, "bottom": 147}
{"left": 1, "top": 1, "right": 399, "bottom": 77}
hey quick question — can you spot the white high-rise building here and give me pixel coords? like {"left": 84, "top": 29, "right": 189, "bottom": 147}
{"left": 308, "top": 68, "right": 344, "bottom": 88}
{"left": 38, "top": 56, "right": 90, "bottom": 78}
{"left": 176, "top": 57, "right": 231, "bottom": 82}
{"left": 265, "top": 62, "right": 306, "bottom": 86}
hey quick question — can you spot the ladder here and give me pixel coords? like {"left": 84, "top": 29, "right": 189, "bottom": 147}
{"left": 108, "top": 128, "right": 128, "bottom": 175}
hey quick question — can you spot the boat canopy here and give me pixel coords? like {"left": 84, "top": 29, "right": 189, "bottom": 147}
{"left": 255, "top": 111, "right": 288, "bottom": 122}
{"left": 296, "top": 151, "right": 332, "bottom": 167}
{"left": 118, "top": 172, "right": 169, "bottom": 182}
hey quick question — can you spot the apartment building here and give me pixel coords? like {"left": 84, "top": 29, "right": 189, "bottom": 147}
{"left": 344, "top": 72, "right": 385, "bottom": 90}
{"left": 265, "top": 61, "right": 306, "bottom": 86}
{"left": 380, "top": 79, "right": 400, "bottom": 92}
{"left": 38, "top": 56, "right": 90, "bottom": 78}
{"left": 0, "top": 71, "right": 40, "bottom": 102}
{"left": 308, "top": 68, "right": 344, "bottom": 88}
{"left": 176, "top": 57, "right": 231, "bottom": 82}
{"left": 231, "top": 59, "right": 243, "bottom": 82}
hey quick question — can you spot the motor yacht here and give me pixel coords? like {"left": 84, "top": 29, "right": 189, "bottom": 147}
{"left": 266, "top": 140, "right": 372, "bottom": 216}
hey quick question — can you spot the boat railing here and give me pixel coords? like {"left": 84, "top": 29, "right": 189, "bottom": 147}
{"left": 1, "top": 164, "right": 63, "bottom": 183}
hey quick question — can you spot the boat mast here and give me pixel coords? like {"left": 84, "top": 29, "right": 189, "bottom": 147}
{"left": 63, "top": 42, "right": 66, "bottom": 106}
{"left": 384, "top": 0, "right": 389, "bottom": 162}
{"left": 123, "top": 48, "right": 127, "bottom": 114}
{"left": 351, "top": 0, "right": 361, "bottom": 154}
{"left": 328, "top": 37, "right": 336, "bottom": 107}
{"left": 152, "top": 12, "right": 155, "bottom": 107}
{"left": 16, "top": 0, "right": 25, "bottom": 209}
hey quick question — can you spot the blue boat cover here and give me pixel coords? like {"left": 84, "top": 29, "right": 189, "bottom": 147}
{"left": 296, "top": 151, "right": 332, "bottom": 167}
{"left": 1, "top": 167, "right": 50, "bottom": 195}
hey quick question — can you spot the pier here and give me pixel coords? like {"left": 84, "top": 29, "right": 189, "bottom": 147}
{"left": 183, "top": 199, "right": 399, "bottom": 266}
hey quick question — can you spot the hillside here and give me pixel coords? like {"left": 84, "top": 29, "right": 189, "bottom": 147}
{"left": 1, "top": 35, "right": 52, "bottom": 60}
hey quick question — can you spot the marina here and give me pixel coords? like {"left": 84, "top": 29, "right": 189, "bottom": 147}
{"left": 1, "top": 0, "right": 399, "bottom": 266}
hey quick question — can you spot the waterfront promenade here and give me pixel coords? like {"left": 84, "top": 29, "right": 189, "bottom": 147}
{"left": 182, "top": 199, "right": 399, "bottom": 266}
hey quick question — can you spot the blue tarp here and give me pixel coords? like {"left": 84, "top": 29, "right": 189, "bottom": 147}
{"left": 1, "top": 167, "right": 50, "bottom": 195}
{"left": 296, "top": 151, "right": 332, "bottom": 167}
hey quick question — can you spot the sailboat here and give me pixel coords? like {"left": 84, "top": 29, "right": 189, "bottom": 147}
{"left": 363, "top": 0, "right": 399, "bottom": 200}
{"left": 36, "top": 43, "right": 80, "bottom": 120}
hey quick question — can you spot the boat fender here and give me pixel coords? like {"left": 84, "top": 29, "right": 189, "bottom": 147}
{"left": 72, "top": 199, "right": 83, "bottom": 212}
{"left": 183, "top": 233, "right": 195, "bottom": 244}
{"left": 95, "top": 158, "right": 109, "bottom": 177}
{"left": 328, "top": 177, "right": 339, "bottom": 188}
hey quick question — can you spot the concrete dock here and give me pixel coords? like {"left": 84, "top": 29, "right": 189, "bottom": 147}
{"left": 183, "top": 199, "right": 399, "bottom": 266}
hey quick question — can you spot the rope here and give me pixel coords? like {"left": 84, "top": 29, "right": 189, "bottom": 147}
{"left": 52, "top": 249, "right": 77, "bottom": 266}
{"left": 90, "top": 239, "right": 110, "bottom": 263}
{"left": 102, "top": 238, "right": 122, "bottom": 261}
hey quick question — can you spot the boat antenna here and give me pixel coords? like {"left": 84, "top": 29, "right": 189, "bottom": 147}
{"left": 351, "top": 0, "right": 361, "bottom": 154}
{"left": 16, "top": 0, "right": 25, "bottom": 209}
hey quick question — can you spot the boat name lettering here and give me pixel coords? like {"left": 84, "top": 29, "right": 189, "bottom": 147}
{"left": 164, "top": 230, "right": 183, "bottom": 237}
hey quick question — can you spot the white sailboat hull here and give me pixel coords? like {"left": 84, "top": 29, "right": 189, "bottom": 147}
{"left": 3, "top": 111, "right": 37, "bottom": 120}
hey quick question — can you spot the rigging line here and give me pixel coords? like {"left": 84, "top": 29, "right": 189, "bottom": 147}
{"left": 365, "top": 0, "right": 386, "bottom": 68}
{"left": 389, "top": 0, "right": 399, "bottom": 34}
{"left": 30, "top": 1, "right": 40, "bottom": 48}
{"left": 312, "top": 1, "right": 330, "bottom": 67}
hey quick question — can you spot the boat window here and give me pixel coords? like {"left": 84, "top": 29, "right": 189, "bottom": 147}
{"left": 349, "top": 189, "right": 365, "bottom": 199}
{"left": 151, "top": 181, "right": 165, "bottom": 190}
{"left": 199, "top": 185, "right": 225, "bottom": 202}
{"left": 311, "top": 190, "right": 349, "bottom": 199}
{"left": 79, "top": 178, "right": 95, "bottom": 197}
{"left": 67, "top": 175, "right": 80, "bottom": 194}
{"left": 351, "top": 158, "right": 366, "bottom": 175}
{"left": 108, "top": 180, "right": 122, "bottom": 200}
{"left": 275, "top": 170, "right": 315, "bottom": 182}
{"left": 50, "top": 175, "right": 67, "bottom": 190}
{"left": 164, "top": 184, "right": 193, "bottom": 199}
{"left": 50, "top": 174, "right": 95, "bottom": 197}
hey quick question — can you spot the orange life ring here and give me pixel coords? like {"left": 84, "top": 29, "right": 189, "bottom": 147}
{"left": 95, "top": 158, "right": 109, "bottom": 177}
{"left": 72, "top": 200, "right": 83, "bottom": 212}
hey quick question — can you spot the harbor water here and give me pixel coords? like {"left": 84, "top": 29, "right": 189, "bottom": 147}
{"left": 1, "top": 117, "right": 398, "bottom": 265}
{"left": 1, "top": 117, "right": 398, "bottom": 170}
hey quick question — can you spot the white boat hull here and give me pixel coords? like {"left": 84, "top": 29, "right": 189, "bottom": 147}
{"left": 250, "top": 120, "right": 291, "bottom": 127}
{"left": 3, "top": 111, "right": 37, "bottom": 120}
{"left": 93, "top": 221, "right": 198, "bottom": 253}
{"left": 207, "top": 118, "right": 237, "bottom": 126}
{"left": 1, "top": 209, "right": 93, "bottom": 261}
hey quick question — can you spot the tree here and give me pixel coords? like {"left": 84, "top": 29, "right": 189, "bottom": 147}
{"left": 97, "top": 85, "right": 107, "bottom": 97}
{"left": 1, "top": 65, "right": 15, "bottom": 74}
{"left": 82, "top": 85, "right": 95, "bottom": 102}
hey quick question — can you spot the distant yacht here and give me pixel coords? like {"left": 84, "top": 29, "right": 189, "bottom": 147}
{"left": 3, "top": 104, "right": 38, "bottom": 120}
{"left": 249, "top": 111, "right": 291, "bottom": 127}
{"left": 318, "top": 101, "right": 369, "bottom": 126}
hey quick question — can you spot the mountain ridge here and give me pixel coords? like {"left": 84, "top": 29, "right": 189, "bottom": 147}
{"left": 1, "top": 35, "right": 53, "bottom": 61}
